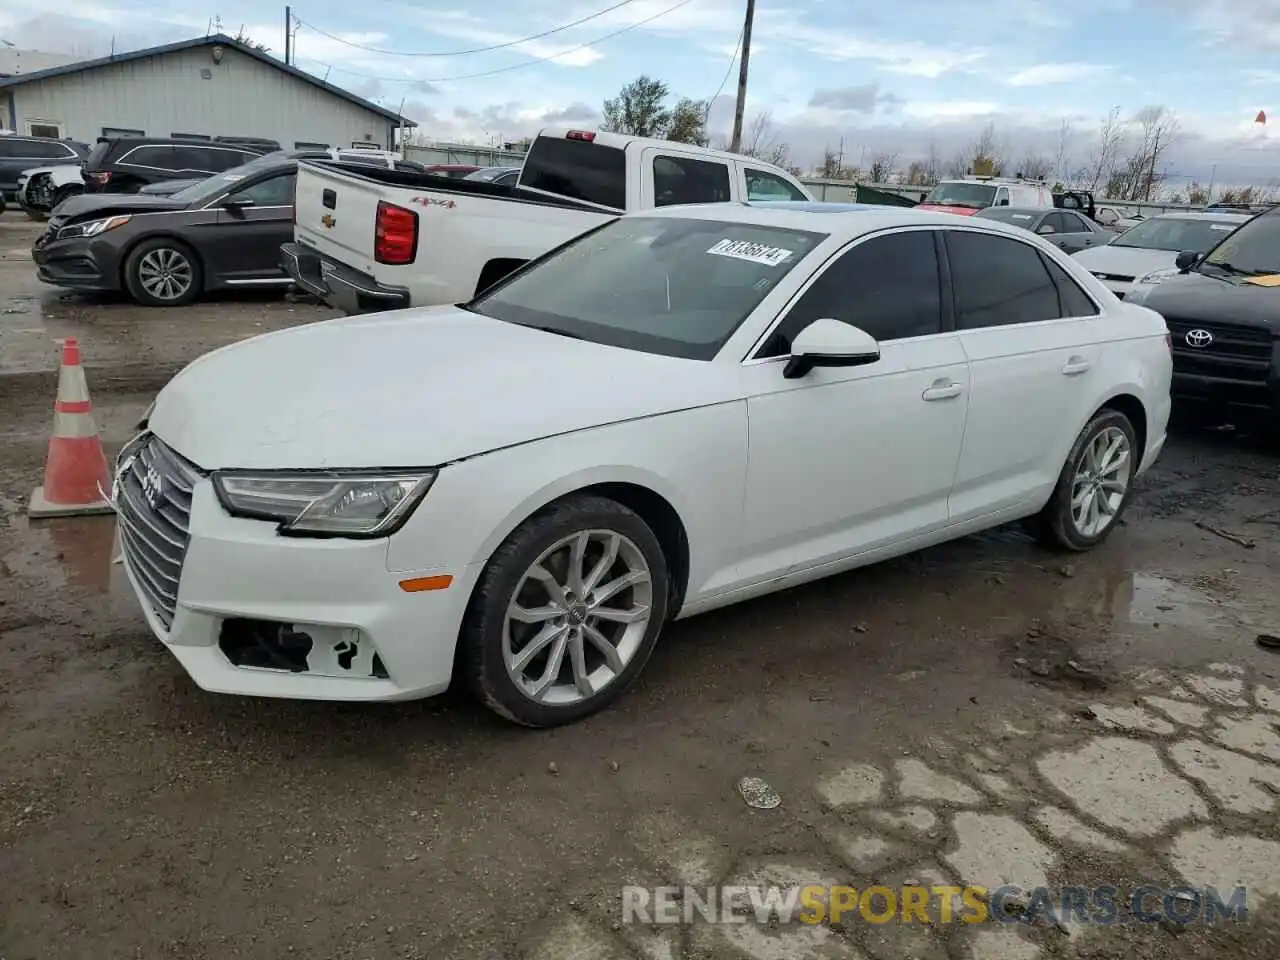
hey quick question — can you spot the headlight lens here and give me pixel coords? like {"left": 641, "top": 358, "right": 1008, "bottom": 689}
{"left": 58, "top": 214, "right": 132, "bottom": 240}
{"left": 213, "top": 470, "right": 436, "bottom": 537}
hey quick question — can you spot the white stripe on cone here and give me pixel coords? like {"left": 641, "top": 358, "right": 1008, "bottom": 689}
{"left": 52, "top": 409, "right": 100, "bottom": 438}
{"left": 56, "top": 362, "right": 91, "bottom": 406}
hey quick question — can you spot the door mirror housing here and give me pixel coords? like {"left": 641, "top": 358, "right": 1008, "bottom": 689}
{"left": 221, "top": 196, "right": 255, "bottom": 212}
{"left": 783, "top": 318, "right": 881, "bottom": 379}
{"left": 1175, "top": 250, "right": 1202, "bottom": 271}
{"left": 1037, "top": 223, "right": 1056, "bottom": 235}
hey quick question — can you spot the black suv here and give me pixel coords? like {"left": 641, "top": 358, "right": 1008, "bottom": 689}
{"left": 80, "top": 138, "right": 268, "bottom": 193}
{"left": 0, "top": 135, "right": 90, "bottom": 200}
{"left": 1130, "top": 206, "right": 1280, "bottom": 427}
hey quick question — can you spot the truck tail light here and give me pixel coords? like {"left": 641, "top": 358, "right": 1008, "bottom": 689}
{"left": 566, "top": 130, "right": 596, "bottom": 142}
{"left": 374, "top": 201, "right": 418, "bottom": 265}
{"left": 84, "top": 170, "right": 111, "bottom": 185}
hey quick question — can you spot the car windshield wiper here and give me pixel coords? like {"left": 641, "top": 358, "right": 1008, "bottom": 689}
{"left": 1206, "top": 260, "right": 1266, "bottom": 276}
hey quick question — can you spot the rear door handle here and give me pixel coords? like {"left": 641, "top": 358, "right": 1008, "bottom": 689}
{"left": 922, "top": 380, "right": 963, "bottom": 402}
{"left": 1061, "top": 356, "right": 1092, "bottom": 376}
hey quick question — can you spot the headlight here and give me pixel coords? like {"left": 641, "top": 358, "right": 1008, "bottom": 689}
{"left": 212, "top": 470, "right": 436, "bottom": 537}
{"left": 57, "top": 215, "right": 132, "bottom": 240}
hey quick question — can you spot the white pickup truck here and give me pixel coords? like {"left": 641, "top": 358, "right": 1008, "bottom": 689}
{"left": 281, "top": 126, "right": 814, "bottom": 314}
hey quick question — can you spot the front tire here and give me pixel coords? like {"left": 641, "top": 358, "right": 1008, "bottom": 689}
{"left": 1029, "top": 408, "right": 1138, "bottom": 551}
{"left": 124, "top": 238, "right": 202, "bottom": 307}
{"left": 461, "top": 495, "right": 669, "bottom": 727}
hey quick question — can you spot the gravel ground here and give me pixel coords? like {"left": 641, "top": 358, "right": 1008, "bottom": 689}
{"left": 2, "top": 217, "right": 1279, "bottom": 960}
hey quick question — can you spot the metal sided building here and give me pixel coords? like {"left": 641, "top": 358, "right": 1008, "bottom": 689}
{"left": 0, "top": 34, "right": 412, "bottom": 150}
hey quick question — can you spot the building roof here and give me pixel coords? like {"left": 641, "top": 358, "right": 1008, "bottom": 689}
{"left": 0, "top": 34, "right": 415, "bottom": 127}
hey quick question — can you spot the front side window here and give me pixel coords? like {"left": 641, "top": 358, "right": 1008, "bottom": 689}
{"left": 946, "top": 230, "right": 1064, "bottom": 329}
{"left": 469, "top": 216, "right": 826, "bottom": 360}
{"left": 745, "top": 168, "right": 807, "bottom": 201}
{"left": 653, "top": 156, "right": 732, "bottom": 206}
{"left": 757, "top": 230, "right": 943, "bottom": 357}
{"left": 227, "top": 172, "right": 296, "bottom": 205}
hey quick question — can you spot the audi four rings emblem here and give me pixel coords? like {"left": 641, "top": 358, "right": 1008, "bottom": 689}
{"left": 1185, "top": 328, "right": 1214, "bottom": 348}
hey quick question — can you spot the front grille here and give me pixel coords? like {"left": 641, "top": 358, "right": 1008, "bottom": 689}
{"left": 114, "top": 433, "right": 204, "bottom": 627}
{"left": 1165, "top": 318, "right": 1275, "bottom": 384}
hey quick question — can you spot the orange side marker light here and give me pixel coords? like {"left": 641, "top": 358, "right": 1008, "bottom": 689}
{"left": 399, "top": 574, "right": 453, "bottom": 593}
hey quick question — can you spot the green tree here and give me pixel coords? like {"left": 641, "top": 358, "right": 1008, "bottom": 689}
{"left": 602, "top": 75, "right": 672, "bottom": 138}
{"left": 666, "top": 98, "right": 709, "bottom": 146}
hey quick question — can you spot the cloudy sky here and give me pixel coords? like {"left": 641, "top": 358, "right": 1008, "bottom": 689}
{"left": 4, "top": 0, "right": 1280, "bottom": 187}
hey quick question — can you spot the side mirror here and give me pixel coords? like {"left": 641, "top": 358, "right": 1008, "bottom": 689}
{"left": 783, "top": 318, "right": 880, "bottom": 379}
{"left": 1175, "top": 250, "right": 1202, "bottom": 271}
{"left": 1037, "top": 224, "right": 1056, "bottom": 235}
{"left": 997, "top": 197, "right": 1010, "bottom": 206}
{"left": 222, "top": 196, "right": 255, "bottom": 212}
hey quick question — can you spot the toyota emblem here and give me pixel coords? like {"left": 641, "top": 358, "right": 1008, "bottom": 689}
{"left": 1185, "top": 328, "right": 1214, "bottom": 348}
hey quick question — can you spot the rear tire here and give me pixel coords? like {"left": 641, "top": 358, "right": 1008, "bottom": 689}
{"left": 461, "top": 495, "right": 669, "bottom": 727}
{"left": 1028, "top": 408, "right": 1138, "bottom": 552}
{"left": 123, "top": 238, "right": 202, "bottom": 307}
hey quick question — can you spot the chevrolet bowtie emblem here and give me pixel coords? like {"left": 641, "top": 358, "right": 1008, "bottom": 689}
{"left": 321, "top": 214, "right": 336, "bottom": 228}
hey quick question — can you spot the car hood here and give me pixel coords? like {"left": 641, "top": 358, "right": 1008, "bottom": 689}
{"left": 1139, "top": 270, "right": 1280, "bottom": 328}
{"left": 1071, "top": 245, "right": 1173, "bottom": 278}
{"left": 53, "top": 192, "right": 188, "bottom": 223}
{"left": 149, "top": 306, "right": 742, "bottom": 470}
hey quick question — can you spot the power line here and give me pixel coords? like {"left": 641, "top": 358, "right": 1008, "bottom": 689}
{"left": 294, "top": 0, "right": 698, "bottom": 84}
{"left": 293, "top": 0, "right": 645, "bottom": 57}
{"left": 705, "top": 27, "right": 742, "bottom": 117}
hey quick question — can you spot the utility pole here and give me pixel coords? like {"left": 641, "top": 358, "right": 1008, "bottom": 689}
{"left": 727, "top": 0, "right": 755, "bottom": 153}
{"left": 1145, "top": 129, "right": 1161, "bottom": 202}
{"left": 284, "top": 6, "right": 291, "bottom": 65}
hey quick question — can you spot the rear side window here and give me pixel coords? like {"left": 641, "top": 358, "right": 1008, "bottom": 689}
{"left": 1, "top": 138, "right": 67, "bottom": 159}
{"left": 1040, "top": 253, "right": 1098, "bottom": 317}
{"left": 945, "top": 230, "right": 1064, "bottom": 329}
{"left": 519, "top": 135, "right": 626, "bottom": 209}
{"left": 653, "top": 156, "right": 731, "bottom": 206}
{"left": 121, "top": 145, "right": 176, "bottom": 169}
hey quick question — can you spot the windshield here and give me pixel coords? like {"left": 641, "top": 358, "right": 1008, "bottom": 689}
{"left": 1111, "top": 216, "right": 1242, "bottom": 252}
{"left": 469, "top": 216, "right": 827, "bottom": 360}
{"left": 1200, "top": 210, "right": 1280, "bottom": 276}
{"left": 922, "top": 182, "right": 997, "bottom": 208}
{"left": 168, "top": 156, "right": 284, "bottom": 204}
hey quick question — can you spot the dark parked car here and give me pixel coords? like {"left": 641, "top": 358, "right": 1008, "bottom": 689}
{"left": 136, "top": 148, "right": 426, "bottom": 195}
{"left": 0, "top": 135, "right": 90, "bottom": 201}
{"left": 975, "top": 206, "right": 1111, "bottom": 254}
{"left": 463, "top": 165, "right": 522, "bottom": 186}
{"left": 80, "top": 137, "right": 267, "bottom": 193}
{"left": 1127, "top": 206, "right": 1280, "bottom": 430}
{"left": 420, "top": 163, "right": 482, "bottom": 178}
{"left": 33, "top": 154, "right": 303, "bottom": 307}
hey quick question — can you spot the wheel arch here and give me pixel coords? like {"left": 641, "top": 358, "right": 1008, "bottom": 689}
{"left": 464, "top": 471, "right": 692, "bottom": 622}
{"left": 1094, "top": 391, "right": 1148, "bottom": 470}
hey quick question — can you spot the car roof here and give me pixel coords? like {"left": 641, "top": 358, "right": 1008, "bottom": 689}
{"left": 634, "top": 200, "right": 1044, "bottom": 241}
{"left": 1148, "top": 211, "right": 1252, "bottom": 222}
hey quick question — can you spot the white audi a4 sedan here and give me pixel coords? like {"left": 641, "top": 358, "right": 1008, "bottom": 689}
{"left": 112, "top": 201, "right": 1172, "bottom": 727}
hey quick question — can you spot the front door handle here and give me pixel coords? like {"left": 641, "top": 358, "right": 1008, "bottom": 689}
{"left": 922, "top": 380, "right": 963, "bottom": 402}
{"left": 1061, "top": 356, "right": 1092, "bottom": 376}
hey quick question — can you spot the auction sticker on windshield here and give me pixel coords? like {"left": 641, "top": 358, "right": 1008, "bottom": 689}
{"left": 1210, "top": 224, "right": 1235, "bottom": 231}
{"left": 707, "top": 238, "right": 794, "bottom": 267}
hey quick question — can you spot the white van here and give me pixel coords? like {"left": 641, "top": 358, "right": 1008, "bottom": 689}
{"left": 918, "top": 176, "right": 1055, "bottom": 216}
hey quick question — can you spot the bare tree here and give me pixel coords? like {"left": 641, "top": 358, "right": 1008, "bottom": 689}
{"left": 736, "top": 112, "right": 793, "bottom": 168}
{"left": 818, "top": 147, "right": 843, "bottom": 179}
{"left": 868, "top": 151, "right": 898, "bottom": 183}
{"left": 924, "top": 140, "right": 941, "bottom": 185}
{"left": 1083, "top": 107, "right": 1124, "bottom": 194}
{"left": 1017, "top": 153, "right": 1052, "bottom": 181}
{"left": 943, "top": 150, "right": 969, "bottom": 179}
{"left": 966, "top": 122, "right": 1003, "bottom": 175}
{"left": 1053, "top": 120, "right": 1073, "bottom": 185}
{"left": 904, "top": 160, "right": 930, "bottom": 186}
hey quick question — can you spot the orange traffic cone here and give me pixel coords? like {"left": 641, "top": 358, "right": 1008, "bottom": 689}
{"left": 28, "top": 338, "right": 114, "bottom": 518}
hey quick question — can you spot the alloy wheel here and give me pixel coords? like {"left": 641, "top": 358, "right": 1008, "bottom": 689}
{"left": 138, "top": 248, "right": 194, "bottom": 301}
{"left": 502, "top": 529, "right": 653, "bottom": 706}
{"left": 1070, "top": 425, "right": 1132, "bottom": 538}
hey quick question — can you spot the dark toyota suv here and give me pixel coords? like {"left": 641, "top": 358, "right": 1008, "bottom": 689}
{"left": 80, "top": 138, "right": 267, "bottom": 193}
{"left": 1129, "top": 206, "right": 1280, "bottom": 427}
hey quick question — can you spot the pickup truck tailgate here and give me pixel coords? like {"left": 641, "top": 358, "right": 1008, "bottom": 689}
{"left": 293, "top": 162, "right": 382, "bottom": 271}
